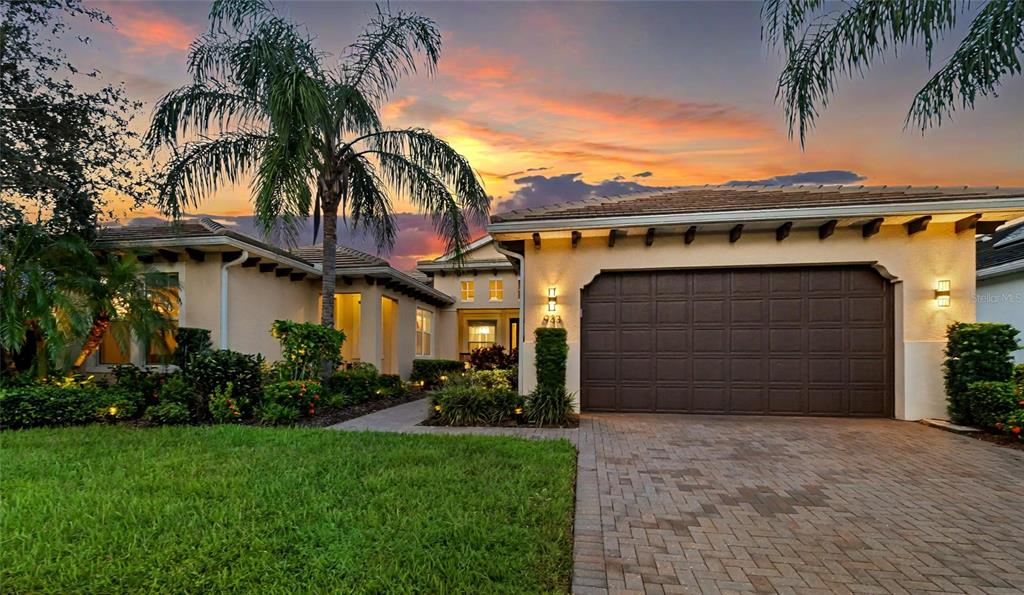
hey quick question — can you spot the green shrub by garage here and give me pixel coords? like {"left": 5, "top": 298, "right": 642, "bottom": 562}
{"left": 534, "top": 328, "right": 568, "bottom": 396}
{"left": 943, "top": 322, "right": 1020, "bottom": 424}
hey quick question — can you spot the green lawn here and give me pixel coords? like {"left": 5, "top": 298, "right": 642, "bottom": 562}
{"left": 1, "top": 425, "right": 576, "bottom": 593}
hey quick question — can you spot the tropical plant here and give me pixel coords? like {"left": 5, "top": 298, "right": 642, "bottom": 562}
{"left": 524, "top": 387, "right": 575, "bottom": 428}
{"left": 69, "top": 253, "right": 178, "bottom": 370}
{"left": 145, "top": 0, "right": 489, "bottom": 343}
{"left": 270, "top": 320, "right": 345, "bottom": 380}
{"left": 763, "top": 0, "right": 1024, "bottom": 146}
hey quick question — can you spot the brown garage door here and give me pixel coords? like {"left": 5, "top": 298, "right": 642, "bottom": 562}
{"left": 580, "top": 266, "right": 894, "bottom": 417}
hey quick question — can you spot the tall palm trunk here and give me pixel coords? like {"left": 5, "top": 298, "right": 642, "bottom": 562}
{"left": 319, "top": 175, "right": 341, "bottom": 379}
{"left": 72, "top": 312, "right": 111, "bottom": 370}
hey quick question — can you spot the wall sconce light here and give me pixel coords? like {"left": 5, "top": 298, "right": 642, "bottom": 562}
{"left": 935, "top": 279, "right": 951, "bottom": 307}
{"left": 547, "top": 287, "right": 557, "bottom": 312}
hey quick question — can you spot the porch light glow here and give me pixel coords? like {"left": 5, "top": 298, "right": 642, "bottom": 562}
{"left": 547, "top": 287, "right": 558, "bottom": 312}
{"left": 935, "top": 280, "right": 951, "bottom": 307}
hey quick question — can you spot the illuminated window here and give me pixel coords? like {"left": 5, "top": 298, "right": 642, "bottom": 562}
{"left": 99, "top": 321, "right": 131, "bottom": 365}
{"left": 416, "top": 308, "right": 433, "bottom": 356}
{"left": 147, "top": 273, "right": 180, "bottom": 364}
{"left": 460, "top": 280, "right": 475, "bottom": 302}
{"left": 488, "top": 279, "right": 503, "bottom": 301}
{"left": 467, "top": 320, "right": 496, "bottom": 352}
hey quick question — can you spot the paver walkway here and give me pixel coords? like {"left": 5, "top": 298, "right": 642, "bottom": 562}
{"left": 574, "top": 414, "right": 1024, "bottom": 594}
{"left": 329, "top": 403, "right": 1024, "bottom": 594}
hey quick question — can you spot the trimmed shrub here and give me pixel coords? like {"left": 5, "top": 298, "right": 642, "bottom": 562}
{"left": 186, "top": 349, "right": 263, "bottom": 417}
{"left": 463, "top": 369, "right": 514, "bottom": 392}
{"left": 410, "top": 359, "right": 464, "bottom": 389}
{"left": 326, "top": 363, "right": 380, "bottom": 404}
{"left": 173, "top": 327, "right": 212, "bottom": 368}
{"left": 469, "top": 345, "right": 517, "bottom": 370}
{"left": 524, "top": 387, "right": 575, "bottom": 427}
{"left": 430, "top": 378, "right": 522, "bottom": 426}
{"left": 535, "top": 327, "right": 568, "bottom": 396}
{"left": 255, "top": 401, "right": 300, "bottom": 426}
{"left": 377, "top": 374, "right": 409, "bottom": 399}
{"left": 144, "top": 401, "right": 191, "bottom": 425}
{"left": 208, "top": 382, "right": 243, "bottom": 423}
{"left": 111, "top": 365, "right": 163, "bottom": 405}
{"left": 0, "top": 385, "right": 141, "bottom": 429}
{"left": 270, "top": 320, "right": 345, "bottom": 380}
{"left": 965, "top": 381, "right": 1018, "bottom": 428}
{"left": 263, "top": 380, "right": 322, "bottom": 418}
{"left": 943, "top": 322, "right": 1020, "bottom": 424}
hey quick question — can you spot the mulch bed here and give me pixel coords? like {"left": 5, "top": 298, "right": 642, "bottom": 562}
{"left": 295, "top": 394, "right": 423, "bottom": 428}
{"left": 922, "top": 421, "right": 1024, "bottom": 451}
{"left": 419, "top": 416, "right": 579, "bottom": 429}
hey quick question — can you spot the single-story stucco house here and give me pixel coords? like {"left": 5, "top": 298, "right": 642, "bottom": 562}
{"left": 416, "top": 236, "right": 521, "bottom": 361}
{"left": 976, "top": 221, "right": 1024, "bottom": 363}
{"left": 487, "top": 185, "right": 1024, "bottom": 421}
{"left": 89, "top": 218, "right": 452, "bottom": 378}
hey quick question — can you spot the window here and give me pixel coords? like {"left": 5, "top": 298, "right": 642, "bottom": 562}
{"left": 147, "top": 273, "right": 180, "bottom": 364}
{"left": 460, "top": 280, "right": 475, "bottom": 302}
{"left": 334, "top": 293, "right": 361, "bottom": 362}
{"left": 99, "top": 321, "right": 131, "bottom": 365}
{"left": 488, "top": 279, "right": 503, "bottom": 302}
{"left": 467, "top": 320, "right": 497, "bottom": 352}
{"left": 416, "top": 308, "right": 433, "bottom": 356}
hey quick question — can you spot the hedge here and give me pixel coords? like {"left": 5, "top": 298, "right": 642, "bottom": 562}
{"left": 410, "top": 359, "right": 464, "bottom": 389}
{"left": 534, "top": 327, "right": 568, "bottom": 396}
{"left": 943, "top": 322, "right": 1020, "bottom": 424}
{"left": 0, "top": 385, "right": 143, "bottom": 429}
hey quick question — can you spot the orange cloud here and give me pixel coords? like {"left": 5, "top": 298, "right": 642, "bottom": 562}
{"left": 97, "top": 2, "right": 196, "bottom": 54}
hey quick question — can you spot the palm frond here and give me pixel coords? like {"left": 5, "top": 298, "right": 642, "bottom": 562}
{"left": 771, "top": 0, "right": 965, "bottom": 146}
{"left": 154, "top": 132, "right": 267, "bottom": 219}
{"left": 907, "top": 0, "right": 1024, "bottom": 130}
{"left": 209, "top": 0, "right": 272, "bottom": 32}
{"left": 331, "top": 83, "right": 382, "bottom": 136}
{"left": 340, "top": 5, "right": 442, "bottom": 106}
{"left": 346, "top": 156, "right": 397, "bottom": 252}
{"left": 361, "top": 128, "right": 489, "bottom": 226}
{"left": 146, "top": 83, "right": 265, "bottom": 151}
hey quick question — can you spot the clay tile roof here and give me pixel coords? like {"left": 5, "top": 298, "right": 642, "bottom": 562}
{"left": 490, "top": 185, "right": 1024, "bottom": 223}
{"left": 977, "top": 222, "right": 1024, "bottom": 271}
{"left": 292, "top": 244, "right": 388, "bottom": 269}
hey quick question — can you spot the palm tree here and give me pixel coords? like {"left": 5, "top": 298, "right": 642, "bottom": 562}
{"left": 69, "top": 251, "right": 178, "bottom": 370}
{"left": 764, "top": 0, "right": 1024, "bottom": 146}
{"left": 145, "top": 0, "right": 489, "bottom": 336}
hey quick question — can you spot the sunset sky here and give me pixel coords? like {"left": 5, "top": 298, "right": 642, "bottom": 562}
{"left": 75, "top": 1, "right": 1023, "bottom": 270}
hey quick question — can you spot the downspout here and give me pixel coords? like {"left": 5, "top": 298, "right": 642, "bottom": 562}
{"left": 220, "top": 250, "right": 249, "bottom": 349}
{"left": 493, "top": 242, "right": 526, "bottom": 392}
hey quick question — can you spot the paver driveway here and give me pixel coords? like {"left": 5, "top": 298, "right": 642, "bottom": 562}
{"left": 572, "top": 414, "right": 1024, "bottom": 594}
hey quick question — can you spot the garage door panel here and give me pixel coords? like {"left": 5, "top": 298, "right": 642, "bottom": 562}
{"left": 584, "top": 302, "right": 617, "bottom": 325}
{"left": 730, "top": 388, "right": 765, "bottom": 413}
{"left": 692, "top": 329, "right": 726, "bottom": 352}
{"left": 656, "top": 386, "right": 690, "bottom": 411}
{"left": 692, "top": 301, "right": 725, "bottom": 324}
{"left": 809, "top": 298, "right": 844, "bottom": 323}
{"left": 656, "top": 329, "right": 689, "bottom": 352}
{"left": 656, "top": 358, "right": 689, "bottom": 381}
{"left": 582, "top": 329, "right": 617, "bottom": 353}
{"left": 731, "top": 299, "right": 765, "bottom": 323}
{"left": 769, "top": 299, "right": 803, "bottom": 323}
{"left": 618, "top": 386, "right": 653, "bottom": 411}
{"left": 619, "top": 358, "right": 652, "bottom": 381}
{"left": 656, "top": 300, "right": 689, "bottom": 324}
{"left": 620, "top": 303, "right": 653, "bottom": 324}
{"left": 582, "top": 266, "right": 892, "bottom": 417}
{"left": 731, "top": 329, "right": 763, "bottom": 352}
{"left": 693, "top": 359, "right": 726, "bottom": 381}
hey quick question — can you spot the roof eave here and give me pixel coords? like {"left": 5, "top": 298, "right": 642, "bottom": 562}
{"left": 488, "top": 196, "right": 1024, "bottom": 234}
{"left": 93, "top": 236, "right": 322, "bottom": 277}
{"left": 337, "top": 265, "right": 454, "bottom": 306}
{"left": 977, "top": 259, "right": 1024, "bottom": 280}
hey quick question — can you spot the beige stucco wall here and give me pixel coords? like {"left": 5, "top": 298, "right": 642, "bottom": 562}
{"left": 227, "top": 265, "right": 318, "bottom": 361}
{"left": 506, "top": 222, "right": 976, "bottom": 421}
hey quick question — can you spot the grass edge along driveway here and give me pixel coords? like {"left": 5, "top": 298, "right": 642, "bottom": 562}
{"left": 2, "top": 425, "right": 576, "bottom": 593}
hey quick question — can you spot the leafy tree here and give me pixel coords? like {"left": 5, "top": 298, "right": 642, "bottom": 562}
{"left": 764, "top": 0, "right": 1024, "bottom": 146}
{"left": 145, "top": 0, "right": 489, "bottom": 341}
{"left": 0, "top": 0, "right": 151, "bottom": 238}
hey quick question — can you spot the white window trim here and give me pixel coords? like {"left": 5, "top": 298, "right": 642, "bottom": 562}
{"left": 488, "top": 278, "right": 504, "bottom": 302}
{"left": 460, "top": 279, "right": 475, "bottom": 302}
{"left": 414, "top": 307, "right": 434, "bottom": 358}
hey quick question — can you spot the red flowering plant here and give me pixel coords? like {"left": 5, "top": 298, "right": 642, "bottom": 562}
{"left": 262, "top": 380, "right": 322, "bottom": 418}
{"left": 208, "top": 382, "right": 246, "bottom": 423}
